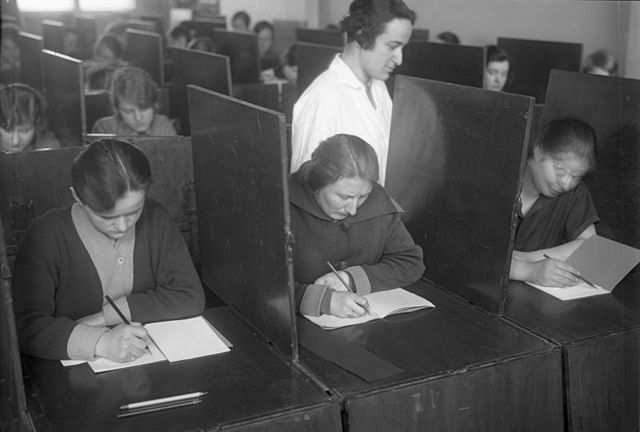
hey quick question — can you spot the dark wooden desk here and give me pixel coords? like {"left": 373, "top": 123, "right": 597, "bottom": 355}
{"left": 23, "top": 307, "right": 341, "bottom": 432}
{"left": 299, "top": 279, "right": 564, "bottom": 432}
{"left": 504, "top": 271, "right": 640, "bottom": 432}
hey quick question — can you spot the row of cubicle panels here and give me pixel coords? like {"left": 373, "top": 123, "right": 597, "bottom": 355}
{"left": 2, "top": 68, "right": 639, "bottom": 431}
{"left": 18, "top": 21, "right": 585, "bottom": 142}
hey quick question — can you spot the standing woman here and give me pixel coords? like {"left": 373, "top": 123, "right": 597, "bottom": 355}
{"left": 13, "top": 139, "right": 204, "bottom": 361}
{"left": 290, "top": 134, "right": 424, "bottom": 317}
{"left": 510, "top": 118, "right": 599, "bottom": 287}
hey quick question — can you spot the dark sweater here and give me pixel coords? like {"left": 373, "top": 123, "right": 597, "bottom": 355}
{"left": 289, "top": 172, "right": 425, "bottom": 315}
{"left": 13, "top": 198, "right": 204, "bottom": 359}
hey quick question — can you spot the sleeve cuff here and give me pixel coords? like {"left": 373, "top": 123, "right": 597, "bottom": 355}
{"left": 345, "top": 266, "right": 371, "bottom": 295}
{"left": 66, "top": 324, "right": 108, "bottom": 361}
{"left": 103, "top": 296, "right": 132, "bottom": 326}
{"left": 300, "top": 283, "right": 332, "bottom": 316}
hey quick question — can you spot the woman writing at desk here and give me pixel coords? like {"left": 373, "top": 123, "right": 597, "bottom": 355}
{"left": 13, "top": 139, "right": 204, "bottom": 362}
{"left": 510, "top": 118, "right": 599, "bottom": 287}
{"left": 290, "top": 134, "right": 425, "bottom": 318}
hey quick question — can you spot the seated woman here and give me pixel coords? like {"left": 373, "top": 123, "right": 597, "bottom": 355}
{"left": 510, "top": 118, "right": 599, "bottom": 287}
{"left": 253, "top": 21, "right": 280, "bottom": 72}
{"left": 92, "top": 66, "right": 176, "bottom": 136}
{"left": 93, "top": 34, "right": 125, "bottom": 64}
{"left": 582, "top": 49, "right": 617, "bottom": 77}
{"left": 484, "top": 45, "right": 510, "bottom": 92}
{"left": 13, "top": 139, "right": 205, "bottom": 361}
{"left": 290, "top": 134, "right": 425, "bottom": 317}
{"left": 0, "top": 84, "right": 60, "bottom": 152}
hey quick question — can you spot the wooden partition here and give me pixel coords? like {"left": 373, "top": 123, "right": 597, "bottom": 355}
{"left": 296, "top": 28, "right": 344, "bottom": 47}
{"left": 273, "top": 19, "right": 306, "bottom": 54}
{"left": 188, "top": 86, "right": 295, "bottom": 358}
{"left": 84, "top": 91, "right": 111, "bottom": 133}
{"left": 42, "top": 50, "right": 84, "bottom": 146}
{"left": 393, "top": 41, "right": 484, "bottom": 88}
{"left": 125, "top": 29, "right": 164, "bottom": 84}
{"left": 386, "top": 75, "right": 534, "bottom": 313}
{"left": 498, "top": 37, "right": 582, "bottom": 103}
{"left": 213, "top": 30, "right": 260, "bottom": 85}
{"left": 504, "top": 70, "right": 640, "bottom": 432}
{"left": 42, "top": 19, "right": 64, "bottom": 53}
{"left": 18, "top": 32, "right": 43, "bottom": 90}
{"left": 410, "top": 28, "right": 429, "bottom": 41}
{"left": 74, "top": 14, "right": 97, "bottom": 54}
{"left": 171, "top": 48, "right": 231, "bottom": 135}
{"left": 297, "top": 42, "right": 341, "bottom": 94}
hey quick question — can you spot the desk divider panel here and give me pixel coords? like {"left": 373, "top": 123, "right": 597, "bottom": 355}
{"left": 385, "top": 75, "right": 534, "bottom": 313}
{"left": 42, "top": 50, "right": 85, "bottom": 147}
{"left": 297, "top": 42, "right": 341, "bottom": 94}
{"left": 125, "top": 29, "right": 164, "bottom": 85}
{"left": 188, "top": 86, "right": 295, "bottom": 359}
{"left": 295, "top": 28, "right": 344, "bottom": 47}
{"left": 170, "top": 48, "right": 231, "bottom": 135}
{"left": 497, "top": 37, "right": 583, "bottom": 103}
{"left": 541, "top": 70, "right": 640, "bottom": 248}
{"left": 273, "top": 19, "right": 307, "bottom": 56}
{"left": 394, "top": 41, "right": 484, "bottom": 88}
{"left": 18, "top": 32, "right": 43, "bottom": 91}
{"left": 410, "top": 28, "right": 429, "bottom": 41}
{"left": 213, "top": 29, "right": 260, "bottom": 85}
{"left": 42, "top": 19, "right": 65, "bottom": 54}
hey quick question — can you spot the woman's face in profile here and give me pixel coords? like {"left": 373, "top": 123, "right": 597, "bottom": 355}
{"left": 315, "top": 177, "right": 373, "bottom": 220}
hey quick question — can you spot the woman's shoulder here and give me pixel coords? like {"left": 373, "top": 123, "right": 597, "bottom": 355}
{"left": 22, "top": 206, "right": 73, "bottom": 245}
{"left": 92, "top": 115, "right": 118, "bottom": 133}
{"left": 34, "top": 131, "right": 61, "bottom": 150}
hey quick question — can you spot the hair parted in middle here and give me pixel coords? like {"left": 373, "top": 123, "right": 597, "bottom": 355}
{"left": 110, "top": 66, "right": 159, "bottom": 112}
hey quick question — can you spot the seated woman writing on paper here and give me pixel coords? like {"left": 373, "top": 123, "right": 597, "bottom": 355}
{"left": 290, "top": 134, "right": 425, "bottom": 318}
{"left": 510, "top": 118, "right": 599, "bottom": 287}
{"left": 13, "top": 139, "right": 204, "bottom": 362}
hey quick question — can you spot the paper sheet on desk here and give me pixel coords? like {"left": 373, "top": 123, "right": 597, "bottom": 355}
{"left": 60, "top": 342, "right": 166, "bottom": 372}
{"left": 527, "top": 281, "right": 609, "bottom": 300}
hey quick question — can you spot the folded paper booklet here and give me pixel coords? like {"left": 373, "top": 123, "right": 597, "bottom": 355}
{"left": 61, "top": 316, "right": 231, "bottom": 372}
{"left": 304, "top": 288, "right": 435, "bottom": 330}
{"left": 527, "top": 235, "right": 640, "bottom": 300}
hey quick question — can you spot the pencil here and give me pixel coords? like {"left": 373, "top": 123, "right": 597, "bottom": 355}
{"left": 542, "top": 254, "right": 598, "bottom": 288}
{"left": 104, "top": 295, "right": 160, "bottom": 355}
{"left": 326, "top": 261, "right": 353, "bottom": 293}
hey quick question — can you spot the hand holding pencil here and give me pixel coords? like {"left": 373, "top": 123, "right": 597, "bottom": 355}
{"left": 316, "top": 261, "right": 370, "bottom": 318}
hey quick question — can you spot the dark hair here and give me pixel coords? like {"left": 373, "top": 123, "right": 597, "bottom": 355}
{"left": 0, "top": 84, "right": 47, "bottom": 135}
{"left": 94, "top": 34, "right": 123, "bottom": 60}
{"left": 436, "top": 31, "right": 459, "bottom": 44}
{"left": 187, "top": 36, "right": 215, "bottom": 52}
{"left": 110, "top": 66, "right": 158, "bottom": 111}
{"left": 299, "top": 134, "right": 379, "bottom": 191}
{"left": 340, "top": 0, "right": 416, "bottom": 50}
{"left": 486, "top": 45, "right": 510, "bottom": 65}
{"left": 169, "top": 25, "right": 191, "bottom": 43}
{"left": 253, "top": 20, "right": 274, "bottom": 35}
{"left": 532, "top": 118, "right": 597, "bottom": 171}
{"left": 72, "top": 139, "right": 152, "bottom": 212}
{"left": 232, "top": 11, "right": 251, "bottom": 28}
{"left": 582, "top": 49, "right": 617, "bottom": 76}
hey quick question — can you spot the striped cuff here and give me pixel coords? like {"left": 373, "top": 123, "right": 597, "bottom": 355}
{"left": 300, "top": 283, "right": 331, "bottom": 317}
{"left": 345, "top": 266, "right": 371, "bottom": 295}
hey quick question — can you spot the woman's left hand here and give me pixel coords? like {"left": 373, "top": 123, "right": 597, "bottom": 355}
{"left": 315, "top": 271, "right": 351, "bottom": 292}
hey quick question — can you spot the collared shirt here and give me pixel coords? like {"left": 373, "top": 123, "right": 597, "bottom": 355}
{"left": 291, "top": 54, "right": 393, "bottom": 184}
{"left": 514, "top": 181, "right": 599, "bottom": 252}
{"left": 91, "top": 114, "right": 177, "bottom": 136}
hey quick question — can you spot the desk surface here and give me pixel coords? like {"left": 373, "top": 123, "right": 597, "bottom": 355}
{"left": 504, "top": 270, "right": 640, "bottom": 344}
{"left": 299, "top": 279, "right": 555, "bottom": 395}
{"left": 24, "top": 307, "right": 340, "bottom": 432}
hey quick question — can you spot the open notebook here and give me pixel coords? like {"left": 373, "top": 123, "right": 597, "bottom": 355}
{"left": 61, "top": 316, "right": 231, "bottom": 373}
{"left": 304, "top": 288, "right": 435, "bottom": 330}
{"left": 527, "top": 235, "right": 640, "bottom": 300}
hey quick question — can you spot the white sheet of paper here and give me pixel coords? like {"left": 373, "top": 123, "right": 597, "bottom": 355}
{"left": 60, "top": 340, "right": 165, "bottom": 372}
{"left": 527, "top": 281, "right": 609, "bottom": 300}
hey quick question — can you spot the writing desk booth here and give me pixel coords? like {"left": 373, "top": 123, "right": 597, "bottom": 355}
{"left": 296, "top": 42, "right": 342, "bottom": 94}
{"left": 18, "top": 32, "right": 43, "bottom": 91}
{"left": 504, "top": 70, "right": 640, "bottom": 432}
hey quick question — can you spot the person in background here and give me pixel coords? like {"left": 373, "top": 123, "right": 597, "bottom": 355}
{"left": 0, "top": 23, "right": 21, "bottom": 84}
{"left": 275, "top": 44, "right": 298, "bottom": 86}
{"left": 231, "top": 10, "right": 251, "bottom": 33}
{"left": 85, "top": 61, "right": 121, "bottom": 92}
{"left": 510, "top": 118, "right": 599, "bottom": 287}
{"left": 291, "top": 0, "right": 416, "bottom": 185}
{"left": 291, "top": 134, "right": 424, "bottom": 317}
{"left": 187, "top": 36, "right": 215, "bottom": 53}
{"left": 94, "top": 34, "right": 125, "bottom": 63}
{"left": 582, "top": 49, "right": 617, "bottom": 76}
{"left": 13, "top": 139, "right": 205, "bottom": 361}
{"left": 0, "top": 84, "right": 60, "bottom": 152}
{"left": 483, "top": 45, "right": 510, "bottom": 92}
{"left": 435, "top": 31, "right": 459, "bottom": 44}
{"left": 169, "top": 24, "right": 191, "bottom": 49}
{"left": 92, "top": 66, "right": 176, "bottom": 136}
{"left": 254, "top": 21, "right": 280, "bottom": 71}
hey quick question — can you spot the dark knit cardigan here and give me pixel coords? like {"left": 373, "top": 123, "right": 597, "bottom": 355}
{"left": 12, "top": 198, "right": 205, "bottom": 359}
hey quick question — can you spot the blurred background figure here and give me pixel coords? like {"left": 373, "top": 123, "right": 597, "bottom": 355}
{"left": 187, "top": 36, "right": 215, "bottom": 53}
{"left": 435, "top": 31, "right": 460, "bottom": 44}
{"left": 582, "top": 49, "right": 617, "bottom": 76}
{"left": 94, "top": 34, "right": 124, "bottom": 63}
{"left": 1, "top": 23, "right": 21, "bottom": 83}
{"left": 254, "top": 21, "right": 280, "bottom": 71}
{"left": 231, "top": 10, "right": 251, "bottom": 33}
{"left": 484, "top": 45, "right": 510, "bottom": 92}
{"left": 169, "top": 24, "right": 191, "bottom": 49}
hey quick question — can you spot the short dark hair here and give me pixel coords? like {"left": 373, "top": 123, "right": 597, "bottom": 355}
{"left": 299, "top": 134, "right": 379, "bottom": 191}
{"left": 187, "top": 36, "right": 215, "bottom": 52}
{"left": 486, "top": 45, "right": 510, "bottom": 65}
{"left": 582, "top": 49, "right": 617, "bottom": 75}
{"left": 170, "top": 25, "right": 190, "bottom": 42}
{"left": 253, "top": 20, "right": 274, "bottom": 35}
{"left": 340, "top": 0, "right": 416, "bottom": 50}
{"left": 532, "top": 118, "right": 597, "bottom": 171}
{"left": 94, "top": 34, "right": 123, "bottom": 60}
{"left": 0, "top": 84, "right": 47, "bottom": 135}
{"left": 110, "top": 66, "right": 158, "bottom": 111}
{"left": 436, "top": 31, "right": 459, "bottom": 44}
{"left": 72, "top": 139, "right": 152, "bottom": 212}
{"left": 232, "top": 11, "right": 251, "bottom": 28}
